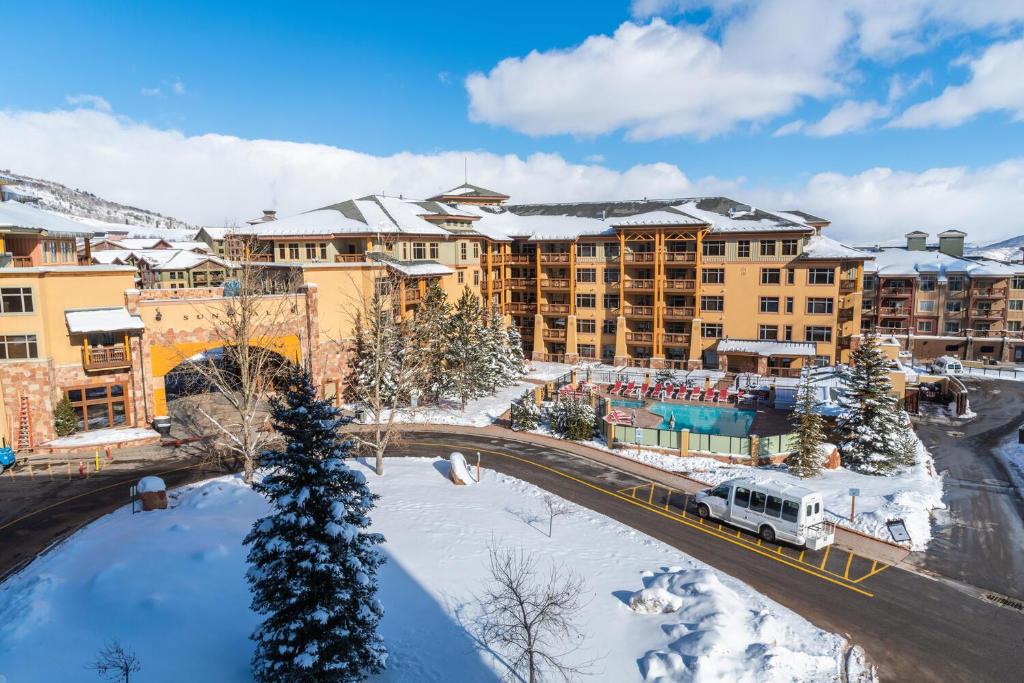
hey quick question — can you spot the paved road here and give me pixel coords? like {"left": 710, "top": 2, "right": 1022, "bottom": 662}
{"left": 391, "top": 430, "right": 1024, "bottom": 683}
{"left": 911, "top": 378, "right": 1024, "bottom": 599}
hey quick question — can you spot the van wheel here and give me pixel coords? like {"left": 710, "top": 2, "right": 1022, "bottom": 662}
{"left": 759, "top": 525, "right": 776, "bottom": 544}
{"left": 697, "top": 504, "right": 711, "bottom": 519}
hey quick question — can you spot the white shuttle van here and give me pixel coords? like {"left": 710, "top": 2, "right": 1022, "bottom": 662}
{"left": 930, "top": 356, "right": 964, "bottom": 376}
{"left": 694, "top": 477, "right": 835, "bottom": 549}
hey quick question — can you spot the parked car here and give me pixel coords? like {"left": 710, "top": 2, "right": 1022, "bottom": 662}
{"left": 930, "top": 355, "right": 964, "bottom": 376}
{"left": 694, "top": 477, "right": 835, "bottom": 549}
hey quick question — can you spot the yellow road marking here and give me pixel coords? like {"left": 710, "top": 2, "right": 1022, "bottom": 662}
{"left": 776, "top": 544, "right": 784, "bottom": 555}
{"left": 647, "top": 484, "right": 655, "bottom": 504}
{"left": 799, "top": 549, "right": 805, "bottom": 562}
{"left": 819, "top": 545, "right": 832, "bottom": 570}
{"left": 844, "top": 552, "right": 855, "bottom": 580}
{"left": 404, "top": 440, "right": 876, "bottom": 598}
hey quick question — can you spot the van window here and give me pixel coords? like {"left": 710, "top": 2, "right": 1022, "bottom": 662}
{"left": 710, "top": 486, "right": 729, "bottom": 499}
{"left": 734, "top": 487, "right": 750, "bottom": 508}
{"left": 782, "top": 500, "right": 800, "bottom": 523}
{"left": 749, "top": 491, "right": 767, "bottom": 513}
{"left": 806, "top": 504, "right": 812, "bottom": 517}
{"left": 766, "top": 495, "right": 783, "bottom": 518}
{"left": 814, "top": 502, "right": 820, "bottom": 514}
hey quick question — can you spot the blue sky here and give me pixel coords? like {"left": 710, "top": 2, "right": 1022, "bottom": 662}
{"left": 2, "top": 1, "right": 1024, "bottom": 242}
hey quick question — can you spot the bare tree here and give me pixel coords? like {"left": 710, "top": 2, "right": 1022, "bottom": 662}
{"left": 542, "top": 495, "right": 571, "bottom": 538}
{"left": 87, "top": 640, "right": 141, "bottom": 683}
{"left": 474, "top": 542, "right": 593, "bottom": 682}
{"left": 169, "top": 253, "right": 303, "bottom": 484}
{"left": 344, "top": 272, "right": 425, "bottom": 476}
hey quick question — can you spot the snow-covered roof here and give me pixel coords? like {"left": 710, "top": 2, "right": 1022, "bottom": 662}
{"left": 146, "top": 250, "right": 233, "bottom": 271}
{"left": 799, "top": 234, "right": 870, "bottom": 261}
{"left": 65, "top": 307, "right": 145, "bottom": 334}
{"left": 775, "top": 210, "right": 829, "bottom": 226}
{"left": 429, "top": 182, "right": 509, "bottom": 200}
{"left": 113, "top": 238, "right": 171, "bottom": 249}
{"left": 366, "top": 252, "right": 453, "bottom": 277}
{"left": 197, "top": 227, "right": 233, "bottom": 240}
{"left": 0, "top": 200, "right": 95, "bottom": 236}
{"left": 167, "top": 241, "right": 211, "bottom": 253}
{"left": 717, "top": 339, "right": 818, "bottom": 357}
{"left": 860, "top": 247, "right": 1023, "bottom": 280}
{"left": 613, "top": 209, "right": 706, "bottom": 227}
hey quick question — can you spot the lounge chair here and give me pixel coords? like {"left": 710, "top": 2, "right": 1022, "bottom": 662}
{"left": 638, "top": 381, "right": 649, "bottom": 398}
{"left": 608, "top": 380, "right": 622, "bottom": 395}
{"left": 648, "top": 382, "right": 662, "bottom": 398}
{"left": 717, "top": 387, "right": 728, "bottom": 402}
{"left": 622, "top": 381, "right": 635, "bottom": 397}
{"left": 688, "top": 385, "right": 701, "bottom": 401}
{"left": 703, "top": 387, "right": 715, "bottom": 401}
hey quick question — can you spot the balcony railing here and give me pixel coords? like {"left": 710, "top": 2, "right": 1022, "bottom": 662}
{"left": 839, "top": 279, "right": 858, "bottom": 293}
{"left": 334, "top": 254, "right": 366, "bottom": 263}
{"left": 972, "top": 287, "right": 1006, "bottom": 297}
{"left": 838, "top": 309, "right": 855, "bottom": 322}
{"left": 509, "top": 278, "right": 532, "bottom": 288}
{"left": 624, "top": 252, "right": 655, "bottom": 263}
{"left": 405, "top": 289, "right": 423, "bottom": 304}
{"left": 970, "top": 309, "right": 1003, "bottom": 319}
{"left": 663, "top": 333, "right": 690, "bottom": 345}
{"left": 543, "top": 328, "right": 567, "bottom": 340}
{"left": 625, "top": 332, "right": 654, "bottom": 343}
{"left": 880, "top": 286, "right": 911, "bottom": 296}
{"left": 664, "top": 279, "right": 696, "bottom": 292}
{"left": 620, "top": 305, "right": 654, "bottom": 317}
{"left": 624, "top": 279, "right": 654, "bottom": 290}
{"left": 508, "top": 254, "right": 533, "bottom": 264}
{"left": 507, "top": 302, "right": 534, "bottom": 314}
{"left": 541, "top": 278, "right": 570, "bottom": 289}
{"left": 245, "top": 253, "right": 275, "bottom": 262}
{"left": 767, "top": 367, "right": 802, "bottom": 378}
{"left": 541, "top": 303, "right": 570, "bottom": 314}
{"left": 10, "top": 256, "right": 34, "bottom": 267}
{"left": 84, "top": 344, "right": 130, "bottom": 370}
{"left": 540, "top": 253, "right": 570, "bottom": 264}
{"left": 665, "top": 252, "right": 696, "bottom": 263}
{"left": 664, "top": 306, "right": 696, "bottom": 319}
{"left": 879, "top": 307, "right": 910, "bottom": 317}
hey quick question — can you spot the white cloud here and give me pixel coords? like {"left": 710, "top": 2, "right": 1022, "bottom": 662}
{"left": 171, "top": 79, "right": 186, "bottom": 96}
{"left": 140, "top": 87, "right": 162, "bottom": 97}
{"left": 2, "top": 106, "right": 1022, "bottom": 244}
{"left": 772, "top": 120, "right": 805, "bottom": 137}
{"left": 804, "top": 100, "right": 890, "bottom": 137}
{"left": 64, "top": 94, "right": 112, "bottom": 113}
{"left": 890, "top": 38, "right": 1024, "bottom": 128}
{"left": 467, "top": 9, "right": 848, "bottom": 140}
{"left": 887, "top": 70, "right": 931, "bottom": 102}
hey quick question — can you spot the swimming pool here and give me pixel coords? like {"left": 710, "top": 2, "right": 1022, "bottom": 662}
{"left": 610, "top": 399, "right": 645, "bottom": 409}
{"left": 647, "top": 402, "right": 754, "bottom": 437}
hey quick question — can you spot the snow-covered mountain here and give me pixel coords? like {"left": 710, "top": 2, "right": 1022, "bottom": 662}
{"left": 967, "top": 235, "right": 1024, "bottom": 263}
{"left": 0, "top": 170, "right": 193, "bottom": 236}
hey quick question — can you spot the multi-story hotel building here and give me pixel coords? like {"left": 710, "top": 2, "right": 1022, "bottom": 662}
{"left": 859, "top": 230, "right": 1024, "bottom": 363}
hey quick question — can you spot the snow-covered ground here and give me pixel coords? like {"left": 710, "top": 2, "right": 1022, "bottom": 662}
{"left": 609, "top": 439, "right": 943, "bottom": 550}
{"left": 994, "top": 435, "right": 1024, "bottom": 494}
{"left": 0, "top": 459, "right": 864, "bottom": 682}
{"left": 523, "top": 360, "right": 576, "bottom": 381}
{"left": 382, "top": 381, "right": 533, "bottom": 427}
{"left": 44, "top": 426, "right": 160, "bottom": 448}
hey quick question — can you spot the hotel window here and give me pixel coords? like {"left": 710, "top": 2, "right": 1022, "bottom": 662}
{"left": 786, "top": 268, "right": 795, "bottom": 285}
{"left": 781, "top": 239, "right": 798, "bottom": 256}
{"left": 804, "top": 326, "right": 832, "bottom": 343}
{"left": 604, "top": 269, "right": 619, "bottom": 283}
{"left": 946, "top": 301, "right": 963, "bottom": 313}
{"left": 577, "top": 318, "right": 596, "bottom": 334}
{"left": 759, "top": 297, "right": 779, "bottom": 313}
{"left": 472, "top": 243, "right": 479, "bottom": 258}
{"left": 918, "top": 300, "right": 936, "bottom": 313}
{"left": 576, "top": 293, "right": 596, "bottom": 309}
{"left": 576, "top": 268, "right": 596, "bottom": 283}
{"left": 1010, "top": 300, "right": 1024, "bottom": 310}
{"left": 305, "top": 243, "right": 317, "bottom": 260}
{"left": 288, "top": 243, "right": 299, "bottom": 259}
{"left": 758, "top": 325, "right": 779, "bottom": 340}
{"left": 319, "top": 243, "right": 328, "bottom": 260}
{"left": 919, "top": 278, "right": 936, "bottom": 292}
{"left": 702, "top": 268, "right": 725, "bottom": 284}
{"left": 1013, "top": 276, "right": 1024, "bottom": 290}
{"left": 457, "top": 271, "right": 464, "bottom": 284}
{"left": 701, "top": 323, "right": 723, "bottom": 339}
{"left": 473, "top": 270, "right": 480, "bottom": 285}
{"left": 701, "top": 295, "right": 724, "bottom": 312}
{"left": 703, "top": 240, "right": 725, "bottom": 257}
{"left": 602, "top": 320, "right": 616, "bottom": 334}
{"left": 430, "top": 243, "right": 440, "bottom": 260}
{"left": 460, "top": 242, "right": 468, "bottom": 260}
{"left": 760, "top": 268, "right": 781, "bottom": 285}
{"left": 948, "top": 277, "right": 963, "bottom": 292}
{"left": 0, "top": 334, "right": 39, "bottom": 359}
{"left": 579, "top": 344, "right": 596, "bottom": 359}
{"left": 760, "top": 240, "right": 776, "bottom": 256}
{"left": 806, "top": 298, "right": 834, "bottom": 314}
{"left": 737, "top": 240, "right": 751, "bottom": 258}
{"left": 1009, "top": 321, "right": 1022, "bottom": 332}
{"left": 808, "top": 268, "right": 835, "bottom": 285}
{"left": 277, "top": 243, "right": 286, "bottom": 259}
{"left": 576, "top": 242, "right": 596, "bottom": 257}
{"left": 784, "top": 325, "right": 793, "bottom": 341}
{"left": 413, "top": 242, "right": 426, "bottom": 259}
{"left": 976, "top": 323, "right": 992, "bottom": 333}
{"left": 917, "top": 320, "right": 934, "bottom": 333}
{"left": 603, "top": 294, "right": 619, "bottom": 309}
{"left": 785, "top": 296, "right": 794, "bottom": 314}
{"left": 63, "top": 383, "right": 128, "bottom": 432}
{"left": 864, "top": 277, "right": 875, "bottom": 290}
{"left": 604, "top": 244, "right": 620, "bottom": 258}
{"left": 0, "top": 287, "right": 34, "bottom": 313}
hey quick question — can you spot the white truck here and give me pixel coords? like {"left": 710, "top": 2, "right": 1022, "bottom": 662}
{"left": 929, "top": 355, "right": 964, "bottom": 376}
{"left": 694, "top": 477, "right": 835, "bottom": 550}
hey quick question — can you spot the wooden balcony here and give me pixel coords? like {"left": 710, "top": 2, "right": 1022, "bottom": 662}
{"left": 508, "top": 254, "right": 533, "bottom": 264}
{"left": 509, "top": 278, "right": 533, "bottom": 289}
{"left": 839, "top": 279, "right": 858, "bottom": 293}
{"left": 970, "top": 309, "right": 1003, "bottom": 320}
{"left": 664, "top": 279, "right": 696, "bottom": 292}
{"left": 507, "top": 302, "right": 534, "bottom": 314}
{"left": 540, "top": 303, "right": 570, "bottom": 314}
{"left": 880, "top": 286, "right": 911, "bottom": 296}
{"left": 624, "top": 279, "right": 654, "bottom": 290}
{"left": 624, "top": 252, "right": 655, "bottom": 263}
{"left": 10, "top": 256, "right": 34, "bottom": 267}
{"left": 625, "top": 332, "right": 654, "bottom": 343}
{"left": 84, "top": 344, "right": 130, "bottom": 371}
{"left": 663, "top": 333, "right": 690, "bottom": 345}
{"left": 541, "top": 278, "right": 570, "bottom": 290}
{"left": 246, "top": 253, "right": 275, "bottom": 263}
{"left": 543, "top": 328, "right": 567, "bottom": 340}
{"left": 620, "top": 305, "right": 654, "bottom": 318}
{"left": 664, "top": 306, "right": 696, "bottom": 319}
{"left": 972, "top": 287, "right": 1006, "bottom": 298}
{"left": 879, "top": 307, "right": 910, "bottom": 317}
{"left": 540, "top": 253, "right": 570, "bottom": 264}
{"left": 334, "top": 254, "right": 366, "bottom": 263}
{"left": 405, "top": 289, "right": 423, "bottom": 304}
{"left": 665, "top": 252, "right": 696, "bottom": 263}
{"left": 838, "top": 309, "right": 855, "bottom": 322}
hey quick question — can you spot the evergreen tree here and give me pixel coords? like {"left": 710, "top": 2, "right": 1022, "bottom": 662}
{"left": 510, "top": 393, "right": 541, "bottom": 431}
{"left": 480, "top": 306, "right": 508, "bottom": 391}
{"left": 448, "top": 287, "right": 489, "bottom": 410}
{"left": 408, "top": 281, "right": 454, "bottom": 404}
{"left": 835, "top": 334, "right": 907, "bottom": 474}
{"left": 548, "top": 395, "right": 596, "bottom": 441}
{"left": 53, "top": 396, "right": 78, "bottom": 437}
{"left": 788, "top": 374, "right": 825, "bottom": 478}
{"left": 245, "top": 368, "right": 387, "bottom": 683}
{"left": 505, "top": 323, "right": 527, "bottom": 381}
{"left": 654, "top": 367, "right": 675, "bottom": 386}
{"left": 350, "top": 289, "right": 403, "bottom": 406}
{"left": 343, "top": 311, "right": 366, "bottom": 403}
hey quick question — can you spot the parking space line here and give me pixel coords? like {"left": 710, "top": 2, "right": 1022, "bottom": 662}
{"left": 844, "top": 552, "right": 854, "bottom": 580}
{"left": 819, "top": 545, "right": 832, "bottom": 570}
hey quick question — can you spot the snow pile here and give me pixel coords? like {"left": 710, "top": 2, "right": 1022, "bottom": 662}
{"left": 604, "top": 437, "right": 943, "bottom": 550}
{"left": 44, "top": 427, "right": 160, "bottom": 448}
{"left": 994, "top": 435, "right": 1024, "bottom": 493}
{"left": 0, "top": 459, "right": 856, "bottom": 682}
{"left": 383, "top": 381, "right": 533, "bottom": 427}
{"left": 447, "top": 451, "right": 475, "bottom": 485}
{"left": 629, "top": 566, "right": 842, "bottom": 682}
{"left": 137, "top": 476, "right": 166, "bottom": 493}
{"left": 524, "top": 361, "right": 576, "bottom": 381}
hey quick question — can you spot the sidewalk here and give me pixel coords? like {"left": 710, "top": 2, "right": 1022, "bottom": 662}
{"left": 394, "top": 422, "right": 912, "bottom": 567}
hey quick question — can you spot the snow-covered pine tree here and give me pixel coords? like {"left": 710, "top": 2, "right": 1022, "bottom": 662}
{"left": 654, "top": 367, "right": 674, "bottom": 385}
{"left": 53, "top": 395, "right": 78, "bottom": 437}
{"left": 505, "top": 323, "right": 527, "bottom": 381}
{"left": 245, "top": 368, "right": 387, "bottom": 683}
{"left": 350, "top": 288, "right": 403, "bottom": 406}
{"left": 548, "top": 395, "right": 596, "bottom": 441}
{"left": 408, "top": 281, "right": 454, "bottom": 404}
{"left": 510, "top": 393, "right": 541, "bottom": 431}
{"left": 788, "top": 373, "right": 826, "bottom": 478}
{"left": 835, "top": 334, "right": 907, "bottom": 474}
{"left": 448, "top": 287, "right": 489, "bottom": 410}
{"left": 480, "top": 306, "right": 509, "bottom": 392}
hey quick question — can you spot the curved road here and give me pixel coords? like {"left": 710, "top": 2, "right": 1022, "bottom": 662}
{"left": 3, "top": 429, "right": 1023, "bottom": 681}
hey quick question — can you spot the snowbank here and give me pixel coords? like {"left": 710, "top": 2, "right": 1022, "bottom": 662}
{"left": 601, "top": 437, "right": 944, "bottom": 550}
{"left": 381, "top": 381, "right": 532, "bottom": 427}
{"left": 524, "top": 360, "right": 576, "bottom": 381}
{"left": 137, "top": 476, "right": 166, "bottom": 493}
{"left": 994, "top": 435, "right": 1024, "bottom": 493}
{"left": 44, "top": 427, "right": 160, "bottom": 448}
{"left": 0, "top": 459, "right": 858, "bottom": 682}
{"left": 447, "top": 451, "right": 475, "bottom": 485}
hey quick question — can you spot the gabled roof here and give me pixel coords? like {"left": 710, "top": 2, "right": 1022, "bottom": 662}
{"left": 65, "top": 307, "right": 145, "bottom": 334}
{"left": 798, "top": 235, "right": 870, "bottom": 261}
{"left": 366, "top": 252, "right": 453, "bottom": 277}
{"left": 776, "top": 210, "right": 829, "bottom": 226}
{"left": 0, "top": 200, "right": 94, "bottom": 237}
{"left": 429, "top": 183, "right": 509, "bottom": 201}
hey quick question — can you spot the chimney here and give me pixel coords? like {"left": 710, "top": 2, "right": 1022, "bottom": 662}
{"left": 262, "top": 210, "right": 277, "bottom": 222}
{"left": 937, "top": 229, "right": 966, "bottom": 257}
{"left": 905, "top": 231, "right": 927, "bottom": 251}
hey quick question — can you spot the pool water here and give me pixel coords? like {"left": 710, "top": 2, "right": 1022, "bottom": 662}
{"left": 647, "top": 402, "right": 754, "bottom": 437}
{"left": 610, "top": 399, "right": 645, "bottom": 409}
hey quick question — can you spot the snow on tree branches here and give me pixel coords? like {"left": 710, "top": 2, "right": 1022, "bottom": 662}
{"left": 245, "top": 368, "right": 386, "bottom": 682}
{"left": 510, "top": 392, "right": 541, "bottom": 432}
{"left": 788, "top": 374, "right": 826, "bottom": 478}
{"left": 547, "top": 395, "right": 596, "bottom": 441}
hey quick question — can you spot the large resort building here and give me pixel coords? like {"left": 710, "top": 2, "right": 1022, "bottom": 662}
{"left": 1, "top": 178, "right": 1023, "bottom": 448}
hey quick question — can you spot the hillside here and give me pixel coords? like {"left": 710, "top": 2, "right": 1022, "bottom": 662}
{"left": 0, "top": 170, "right": 192, "bottom": 235}
{"left": 967, "top": 235, "right": 1024, "bottom": 263}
